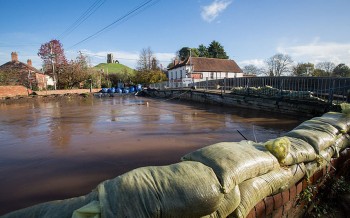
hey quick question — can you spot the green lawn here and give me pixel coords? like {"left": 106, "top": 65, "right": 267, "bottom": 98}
{"left": 94, "top": 63, "right": 134, "bottom": 75}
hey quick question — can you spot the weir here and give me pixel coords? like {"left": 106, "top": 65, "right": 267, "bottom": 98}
{"left": 144, "top": 88, "right": 339, "bottom": 117}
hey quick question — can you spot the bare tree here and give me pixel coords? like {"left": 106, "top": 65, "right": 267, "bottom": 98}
{"left": 265, "top": 53, "right": 293, "bottom": 76}
{"left": 315, "top": 62, "right": 335, "bottom": 76}
{"left": 243, "top": 64, "right": 263, "bottom": 75}
{"left": 137, "top": 47, "right": 155, "bottom": 72}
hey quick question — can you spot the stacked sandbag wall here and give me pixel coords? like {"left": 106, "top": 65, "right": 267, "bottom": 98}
{"left": 243, "top": 148, "right": 350, "bottom": 218}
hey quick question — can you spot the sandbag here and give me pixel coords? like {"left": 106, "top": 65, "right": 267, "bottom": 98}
{"left": 305, "top": 146, "right": 335, "bottom": 179}
{"left": 294, "top": 119, "right": 339, "bottom": 136}
{"left": 313, "top": 112, "right": 350, "bottom": 133}
{"left": 207, "top": 185, "right": 241, "bottom": 218}
{"left": 97, "top": 161, "right": 224, "bottom": 218}
{"left": 181, "top": 141, "right": 279, "bottom": 193}
{"left": 332, "top": 134, "right": 350, "bottom": 158}
{"left": 3, "top": 192, "right": 98, "bottom": 218}
{"left": 285, "top": 129, "right": 336, "bottom": 154}
{"left": 72, "top": 201, "right": 100, "bottom": 218}
{"left": 265, "top": 136, "right": 317, "bottom": 166}
{"left": 231, "top": 164, "right": 305, "bottom": 218}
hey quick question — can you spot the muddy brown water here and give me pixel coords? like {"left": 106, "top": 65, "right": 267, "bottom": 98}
{"left": 0, "top": 95, "right": 306, "bottom": 215}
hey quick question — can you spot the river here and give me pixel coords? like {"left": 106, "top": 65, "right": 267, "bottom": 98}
{"left": 0, "top": 95, "right": 306, "bottom": 215}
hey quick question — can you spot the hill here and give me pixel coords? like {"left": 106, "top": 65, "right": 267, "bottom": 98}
{"left": 94, "top": 63, "right": 134, "bottom": 75}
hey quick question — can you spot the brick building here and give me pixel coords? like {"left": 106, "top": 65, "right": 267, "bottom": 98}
{"left": 0, "top": 52, "right": 47, "bottom": 90}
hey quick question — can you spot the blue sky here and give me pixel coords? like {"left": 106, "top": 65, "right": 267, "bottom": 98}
{"left": 0, "top": 0, "right": 349, "bottom": 70}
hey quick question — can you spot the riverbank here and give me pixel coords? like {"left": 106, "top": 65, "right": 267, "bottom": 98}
{"left": 0, "top": 87, "right": 102, "bottom": 104}
{"left": 0, "top": 85, "right": 101, "bottom": 99}
{"left": 143, "top": 89, "right": 342, "bottom": 117}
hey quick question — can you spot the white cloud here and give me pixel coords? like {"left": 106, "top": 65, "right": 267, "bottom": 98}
{"left": 201, "top": 0, "right": 232, "bottom": 22}
{"left": 238, "top": 59, "right": 266, "bottom": 68}
{"left": 277, "top": 40, "right": 350, "bottom": 65}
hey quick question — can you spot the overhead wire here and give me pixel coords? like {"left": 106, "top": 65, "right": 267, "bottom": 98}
{"left": 69, "top": 0, "right": 160, "bottom": 49}
{"left": 58, "top": 0, "right": 106, "bottom": 40}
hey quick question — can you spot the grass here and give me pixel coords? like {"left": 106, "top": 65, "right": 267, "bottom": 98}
{"left": 94, "top": 63, "right": 134, "bottom": 75}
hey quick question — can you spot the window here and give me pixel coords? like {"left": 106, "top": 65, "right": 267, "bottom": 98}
{"left": 210, "top": 72, "right": 214, "bottom": 79}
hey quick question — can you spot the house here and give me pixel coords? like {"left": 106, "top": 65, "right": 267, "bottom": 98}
{"left": 0, "top": 52, "right": 47, "bottom": 90}
{"left": 167, "top": 57, "right": 243, "bottom": 87}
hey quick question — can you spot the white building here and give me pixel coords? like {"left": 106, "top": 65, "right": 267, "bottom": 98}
{"left": 167, "top": 57, "right": 243, "bottom": 87}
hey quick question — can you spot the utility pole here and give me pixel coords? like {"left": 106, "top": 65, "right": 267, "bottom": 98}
{"left": 49, "top": 42, "right": 57, "bottom": 90}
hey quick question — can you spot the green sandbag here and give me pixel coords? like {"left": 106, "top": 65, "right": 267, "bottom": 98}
{"left": 72, "top": 201, "right": 100, "bottom": 218}
{"left": 181, "top": 141, "right": 279, "bottom": 193}
{"left": 305, "top": 146, "right": 335, "bottom": 179}
{"left": 332, "top": 134, "right": 350, "bottom": 158}
{"left": 3, "top": 192, "right": 98, "bottom": 218}
{"left": 97, "top": 161, "right": 224, "bottom": 218}
{"left": 207, "top": 185, "right": 241, "bottom": 218}
{"left": 313, "top": 112, "right": 350, "bottom": 133}
{"left": 294, "top": 119, "right": 339, "bottom": 136}
{"left": 231, "top": 164, "right": 305, "bottom": 218}
{"left": 285, "top": 129, "right": 336, "bottom": 154}
{"left": 265, "top": 137, "right": 317, "bottom": 166}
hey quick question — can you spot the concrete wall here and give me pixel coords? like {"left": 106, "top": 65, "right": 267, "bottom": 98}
{"left": 146, "top": 89, "right": 335, "bottom": 117}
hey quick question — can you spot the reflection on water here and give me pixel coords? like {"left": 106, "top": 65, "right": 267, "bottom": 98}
{"left": 0, "top": 96, "right": 306, "bottom": 215}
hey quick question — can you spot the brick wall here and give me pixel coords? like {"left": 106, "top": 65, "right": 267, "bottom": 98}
{"left": 246, "top": 148, "right": 350, "bottom": 218}
{"left": 0, "top": 85, "right": 31, "bottom": 98}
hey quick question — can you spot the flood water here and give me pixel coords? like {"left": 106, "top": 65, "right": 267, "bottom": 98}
{"left": 0, "top": 95, "right": 306, "bottom": 215}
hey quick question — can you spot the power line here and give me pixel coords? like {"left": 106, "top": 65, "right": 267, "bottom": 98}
{"left": 58, "top": 0, "right": 106, "bottom": 40}
{"left": 69, "top": 0, "right": 160, "bottom": 49}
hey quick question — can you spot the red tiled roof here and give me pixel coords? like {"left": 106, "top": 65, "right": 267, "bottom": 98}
{"left": 168, "top": 57, "right": 242, "bottom": 73}
{"left": 0, "top": 61, "right": 43, "bottom": 74}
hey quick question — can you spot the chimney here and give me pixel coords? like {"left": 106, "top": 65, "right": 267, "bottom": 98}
{"left": 27, "top": 59, "right": 32, "bottom": 67}
{"left": 11, "top": 52, "right": 18, "bottom": 62}
{"left": 173, "top": 58, "right": 179, "bottom": 66}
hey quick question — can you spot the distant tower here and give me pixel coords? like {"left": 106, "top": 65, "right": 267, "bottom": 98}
{"left": 11, "top": 52, "right": 18, "bottom": 62}
{"left": 107, "top": 53, "right": 113, "bottom": 63}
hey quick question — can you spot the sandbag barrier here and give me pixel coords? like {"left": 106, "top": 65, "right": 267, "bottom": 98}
{"left": 3, "top": 111, "right": 350, "bottom": 218}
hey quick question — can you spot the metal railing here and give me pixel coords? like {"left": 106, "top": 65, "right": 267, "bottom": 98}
{"left": 149, "top": 77, "right": 350, "bottom": 104}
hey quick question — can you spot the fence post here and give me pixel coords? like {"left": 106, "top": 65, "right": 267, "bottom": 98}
{"left": 246, "top": 78, "right": 250, "bottom": 95}
{"left": 280, "top": 78, "right": 284, "bottom": 97}
{"left": 206, "top": 77, "right": 208, "bottom": 90}
{"left": 224, "top": 77, "right": 227, "bottom": 94}
{"left": 328, "top": 79, "right": 335, "bottom": 104}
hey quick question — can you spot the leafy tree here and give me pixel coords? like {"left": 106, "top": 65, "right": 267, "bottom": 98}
{"left": 292, "top": 62, "right": 314, "bottom": 76}
{"left": 107, "top": 68, "right": 133, "bottom": 87}
{"left": 265, "top": 53, "right": 293, "bottom": 76}
{"left": 198, "top": 44, "right": 209, "bottom": 57}
{"left": 242, "top": 64, "right": 263, "bottom": 75}
{"left": 208, "top": 40, "right": 229, "bottom": 59}
{"left": 177, "top": 47, "right": 199, "bottom": 61}
{"left": 315, "top": 61, "right": 335, "bottom": 76}
{"left": 58, "top": 61, "right": 88, "bottom": 89}
{"left": 312, "top": 69, "right": 328, "bottom": 77}
{"left": 135, "top": 47, "right": 167, "bottom": 85}
{"left": 38, "top": 39, "right": 67, "bottom": 89}
{"left": 133, "top": 70, "right": 167, "bottom": 85}
{"left": 332, "top": 63, "right": 350, "bottom": 77}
